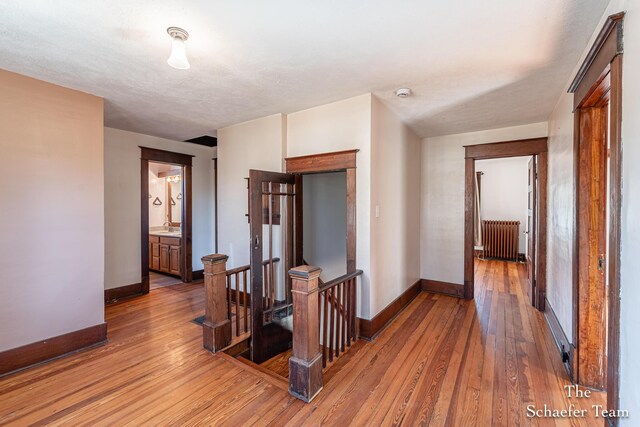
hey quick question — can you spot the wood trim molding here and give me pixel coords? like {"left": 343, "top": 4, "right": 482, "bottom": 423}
{"left": 358, "top": 280, "right": 421, "bottom": 340}
{"left": 421, "top": 279, "right": 465, "bottom": 298}
{"left": 140, "top": 146, "right": 194, "bottom": 166}
{"left": 141, "top": 147, "right": 194, "bottom": 292}
{"left": 544, "top": 298, "right": 574, "bottom": 380}
{"left": 464, "top": 137, "right": 547, "bottom": 160}
{"left": 192, "top": 269, "right": 204, "bottom": 282}
{"left": 0, "top": 323, "right": 107, "bottom": 377}
{"left": 464, "top": 137, "right": 548, "bottom": 306}
{"left": 104, "top": 283, "right": 144, "bottom": 305}
{"left": 570, "top": 17, "right": 624, "bottom": 418}
{"left": 568, "top": 12, "right": 624, "bottom": 98}
{"left": 285, "top": 149, "right": 358, "bottom": 173}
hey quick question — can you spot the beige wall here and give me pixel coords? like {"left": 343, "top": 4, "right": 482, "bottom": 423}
{"left": 217, "top": 114, "right": 286, "bottom": 271}
{"left": 103, "top": 127, "right": 215, "bottom": 290}
{"left": 476, "top": 156, "right": 530, "bottom": 254}
{"left": 370, "top": 97, "right": 421, "bottom": 316}
{"left": 420, "top": 122, "right": 547, "bottom": 285}
{"left": 545, "top": 1, "right": 640, "bottom": 419}
{"left": 546, "top": 89, "right": 575, "bottom": 335}
{"left": 0, "top": 69, "right": 104, "bottom": 351}
{"left": 287, "top": 94, "right": 373, "bottom": 318}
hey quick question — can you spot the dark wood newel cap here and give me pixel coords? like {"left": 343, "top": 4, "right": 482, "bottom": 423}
{"left": 201, "top": 254, "right": 229, "bottom": 264}
{"left": 289, "top": 265, "right": 321, "bottom": 279}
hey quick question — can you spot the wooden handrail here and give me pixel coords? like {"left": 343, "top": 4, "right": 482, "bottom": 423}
{"left": 224, "top": 257, "right": 280, "bottom": 338}
{"left": 320, "top": 270, "right": 363, "bottom": 291}
{"left": 226, "top": 257, "right": 280, "bottom": 276}
{"left": 288, "top": 264, "right": 361, "bottom": 402}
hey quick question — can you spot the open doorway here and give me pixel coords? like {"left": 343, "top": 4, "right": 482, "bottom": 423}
{"left": 245, "top": 150, "right": 357, "bottom": 364}
{"left": 302, "top": 172, "right": 348, "bottom": 282}
{"left": 141, "top": 147, "right": 193, "bottom": 292}
{"left": 464, "top": 138, "right": 548, "bottom": 307}
{"left": 148, "top": 161, "right": 184, "bottom": 289}
{"left": 474, "top": 157, "right": 530, "bottom": 264}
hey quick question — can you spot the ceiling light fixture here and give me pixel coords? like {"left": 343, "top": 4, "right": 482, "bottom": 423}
{"left": 167, "top": 27, "right": 190, "bottom": 70}
{"left": 395, "top": 88, "right": 412, "bottom": 98}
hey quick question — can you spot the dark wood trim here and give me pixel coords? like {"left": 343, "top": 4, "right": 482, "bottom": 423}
{"left": 0, "top": 323, "right": 107, "bottom": 377}
{"left": 570, "top": 13, "right": 624, "bottom": 420}
{"left": 464, "top": 137, "right": 547, "bottom": 160}
{"left": 346, "top": 168, "right": 357, "bottom": 273}
{"left": 141, "top": 147, "right": 194, "bottom": 293}
{"left": 183, "top": 165, "right": 193, "bottom": 283}
{"left": 192, "top": 269, "right": 204, "bottom": 282}
{"left": 357, "top": 280, "right": 421, "bottom": 340}
{"left": 140, "top": 146, "right": 194, "bottom": 166}
{"left": 214, "top": 158, "right": 218, "bottom": 253}
{"left": 285, "top": 149, "right": 358, "bottom": 174}
{"left": 464, "top": 158, "right": 475, "bottom": 300}
{"left": 536, "top": 151, "right": 548, "bottom": 310}
{"left": 141, "top": 158, "right": 150, "bottom": 293}
{"left": 464, "top": 138, "right": 548, "bottom": 306}
{"left": 544, "top": 298, "right": 574, "bottom": 379}
{"left": 568, "top": 12, "right": 624, "bottom": 97}
{"left": 285, "top": 150, "right": 357, "bottom": 277}
{"left": 606, "top": 53, "right": 622, "bottom": 424}
{"left": 104, "top": 283, "right": 144, "bottom": 305}
{"left": 421, "top": 279, "right": 465, "bottom": 298}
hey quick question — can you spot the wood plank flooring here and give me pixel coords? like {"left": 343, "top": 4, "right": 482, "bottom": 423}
{"left": 0, "top": 260, "right": 606, "bottom": 426}
{"left": 149, "top": 271, "right": 183, "bottom": 289}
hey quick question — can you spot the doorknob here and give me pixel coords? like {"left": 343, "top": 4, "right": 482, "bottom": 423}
{"left": 254, "top": 235, "right": 260, "bottom": 249}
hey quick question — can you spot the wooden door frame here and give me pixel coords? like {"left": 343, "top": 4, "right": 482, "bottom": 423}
{"left": 464, "top": 138, "right": 548, "bottom": 308}
{"left": 568, "top": 12, "right": 624, "bottom": 423}
{"left": 141, "top": 147, "right": 194, "bottom": 291}
{"left": 284, "top": 149, "right": 358, "bottom": 274}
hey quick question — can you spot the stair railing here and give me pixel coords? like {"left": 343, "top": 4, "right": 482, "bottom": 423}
{"left": 201, "top": 254, "right": 281, "bottom": 352}
{"left": 288, "top": 265, "right": 363, "bottom": 402}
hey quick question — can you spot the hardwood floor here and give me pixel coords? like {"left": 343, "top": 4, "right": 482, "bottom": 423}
{"left": 0, "top": 260, "right": 605, "bottom": 425}
{"left": 149, "top": 271, "right": 183, "bottom": 289}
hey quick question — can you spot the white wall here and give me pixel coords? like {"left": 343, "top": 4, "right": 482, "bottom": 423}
{"left": 217, "top": 114, "right": 286, "bottom": 270}
{"left": 303, "top": 172, "right": 347, "bottom": 282}
{"left": 476, "top": 156, "right": 530, "bottom": 254}
{"left": 370, "top": 97, "right": 422, "bottom": 317}
{"left": 0, "top": 69, "right": 104, "bottom": 351}
{"left": 544, "top": 1, "right": 640, "bottom": 418}
{"left": 104, "top": 127, "right": 215, "bottom": 290}
{"left": 420, "top": 122, "right": 547, "bottom": 284}
{"left": 149, "top": 169, "right": 166, "bottom": 227}
{"left": 287, "top": 94, "right": 373, "bottom": 318}
{"left": 619, "top": 1, "right": 640, "bottom": 417}
{"left": 546, "top": 87, "right": 576, "bottom": 335}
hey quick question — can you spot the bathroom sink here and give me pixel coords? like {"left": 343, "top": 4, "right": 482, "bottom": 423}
{"left": 149, "top": 229, "right": 182, "bottom": 237}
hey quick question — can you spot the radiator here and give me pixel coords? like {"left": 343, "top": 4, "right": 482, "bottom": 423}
{"left": 482, "top": 220, "right": 520, "bottom": 261}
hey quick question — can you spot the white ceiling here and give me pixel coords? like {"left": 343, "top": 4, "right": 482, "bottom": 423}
{"left": 0, "top": 0, "right": 609, "bottom": 140}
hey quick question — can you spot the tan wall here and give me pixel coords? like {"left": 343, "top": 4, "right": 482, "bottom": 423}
{"left": 0, "top": 69, "right": 104, "bottom": 351}
{"left": 420, "top": 122, "right": 548, "bottom": 285}
{"left": 371, "top": 96, "right": 421, "bottom": 317}
{"left": 287, "top": 94, "right": 373, "bottom": 318}
{"left": 217, "top": 114, "right": 286, "bottom": 271}
{"left": 103, "top": 127, "right": 216, "bottom": 290}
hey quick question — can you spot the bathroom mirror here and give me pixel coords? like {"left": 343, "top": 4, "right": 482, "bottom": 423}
{"left": 149, "top": 162, "right": 183, "bottom": 231}
{"left": 168, "top": 178, "right": 182, "bottom": 226}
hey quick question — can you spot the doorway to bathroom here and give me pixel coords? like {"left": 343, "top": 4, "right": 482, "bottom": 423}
{"left": 140, "top": 147, "right": 193, "bottom": 292}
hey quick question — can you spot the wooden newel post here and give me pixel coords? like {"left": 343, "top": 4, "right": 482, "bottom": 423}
{"left": 201, "top": 254, "right": 231, "bottom": 352}
{"left": 288, "top": 265, "right": 323, "bottom": 402}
